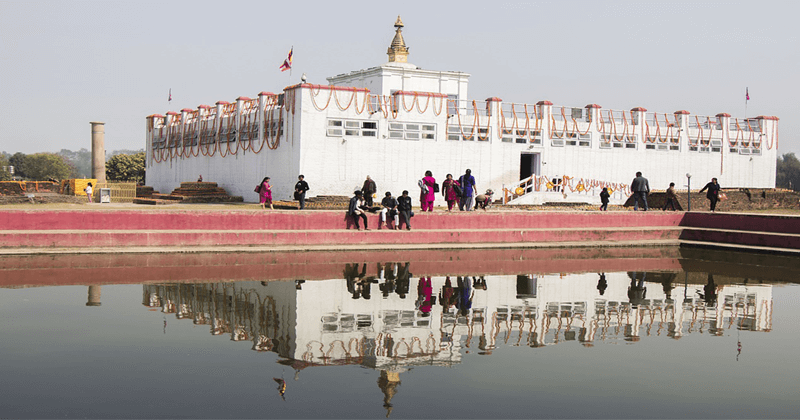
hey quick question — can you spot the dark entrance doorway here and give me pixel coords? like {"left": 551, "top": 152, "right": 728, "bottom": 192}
{"left": 519, "top": 153, "right": 540, "bottom": 180}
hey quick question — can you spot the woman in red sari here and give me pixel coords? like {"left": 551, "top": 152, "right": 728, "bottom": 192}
{"left": 442, "top": 173, "right": 460, "bottom": 211}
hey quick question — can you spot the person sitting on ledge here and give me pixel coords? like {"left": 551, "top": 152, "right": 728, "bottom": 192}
{"left": 348, "top": 190, "right": 369, "bottom": 231}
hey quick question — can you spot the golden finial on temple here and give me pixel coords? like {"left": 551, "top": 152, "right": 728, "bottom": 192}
{"left": 387, "top": 15, "right": 409, "bottom": 63}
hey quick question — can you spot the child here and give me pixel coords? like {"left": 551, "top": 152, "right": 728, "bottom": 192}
{"left": 600, "top": 187, "right": 609, "bottom": 211}
{"left": 85, "top": 182, "right": 93, "bottom": 203}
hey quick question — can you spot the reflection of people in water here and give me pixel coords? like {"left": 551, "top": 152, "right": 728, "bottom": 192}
{"left": 417, "top": 277, "right": 433, "bottom": 316}
{"left": 456, "top": 276, "right": 474, "bottom": 316}
{"left": 661, "top": 273, "right": 676, "bottom": 302}
{"left": 395, "top": 263, "right": 411, "bottom": 299}
{"left": 699, "top": 273, "right": 718, "bottom": 306}
{"left": 474, "top": 275, "right": 487, "bottom": 290}
{"left": 627, "top": 272, "right": 647, "bottom": 306}
{"left": 597, "top": 273, "right": 607, "bottom": 296}
{"left": 439, "top": 277, "right": 457, "bottom": 311}
{"left": 379, "top": 263, "right": 397, "bottom": 298}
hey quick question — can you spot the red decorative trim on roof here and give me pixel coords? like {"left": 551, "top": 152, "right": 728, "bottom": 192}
{"left": 237, "top": 96, "right": 252, "bottom": 101}
{"left": 392, "top": 90, "right": 448, "bottom": 98}
{"left": 216, "top": 101, "right": 230, "bottom": 105}
{"left": 180, "top": 108, "right": 193, "bottom": 113}
{"left": 715, "top": 113, "right": 731, "bottom": 117}
{"left": 630, "top": 107, "right": 647, "bottom": 112}
{"left": 537, "top": 100, "right": 553, "bottom": 106}
{"left": 485, "top": 97, "right": 503, "bottom": 102}
{"left": 755, "top": 115, "right": 779, "bottom": 121}
{"left": 584, "top": 104, "right": 602, "bottom": 109}
{"left": 198, "top": 105, "right": 212, "bottom": 109}
{"left": 147, "top": 114, "right": 165, "bottom": 119}
{"left": 674, "top": 110, "right": 690, "bottom": 115}
{"left": 259, "top": 91, "right": 275, "bottom": 96}
{"left": 284, "top": 83, "right": 370, "bottom": 94}
{"left": 166, "top": 111, "right": 180, "bottom": 116}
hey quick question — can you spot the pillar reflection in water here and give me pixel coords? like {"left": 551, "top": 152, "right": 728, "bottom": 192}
{"left": 86, "top": 286, "right": 101, "bottom": 307}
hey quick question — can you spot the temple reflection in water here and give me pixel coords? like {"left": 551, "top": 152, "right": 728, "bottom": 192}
{"left": 143, "top": 264, "right": 773, "bottom": 365}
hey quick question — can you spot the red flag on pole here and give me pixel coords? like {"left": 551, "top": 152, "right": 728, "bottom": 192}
{"left": 746, "top": 87, "right": 749, "bottom": 102}
{"left": 169, "top": 88, "right": 172, "bottom": 103}
{"left": 279, "top": 47, "right": 293, "bottom": 72}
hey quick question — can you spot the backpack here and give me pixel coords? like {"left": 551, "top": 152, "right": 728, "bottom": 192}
{"left": 418, "top": 179, "right": 428, "bottom": 194}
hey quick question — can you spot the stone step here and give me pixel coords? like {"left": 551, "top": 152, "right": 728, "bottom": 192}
{"left": 680, "top": 227, "right": 800, "bottom": 250}
{"left": 0, "top": 210, "right": 685, "bottom": 231}
{"left": 151, "top": 194, "right": 184, "bottom": 201}
{"left": 0, "top": 227, "right": 682, "bottom": 249}
{"left": 132, "top": 198, "right": 177, "bottom": 205}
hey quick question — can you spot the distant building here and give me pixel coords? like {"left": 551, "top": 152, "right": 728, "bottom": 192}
{"left": 146, "top": 16, "right": 779, "bottom": 204}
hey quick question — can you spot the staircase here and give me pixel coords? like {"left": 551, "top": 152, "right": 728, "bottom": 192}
{"left": 1, "top": 209, "right": 797, "bottom": 255}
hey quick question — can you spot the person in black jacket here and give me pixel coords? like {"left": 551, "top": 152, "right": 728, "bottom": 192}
{"left": 630, "top": 171, "right": 650, "bottom": 211}
{"left": 379, "top": 191, "right": 398, "bottom": 230}
{"left": 699, "top": 178, "right": 721, "bottom": 212}
{"left": 397, "top": 190, "right": 413, "bottom": 230}
{"left": 348, "top": 190, "right": 369, "bottom": 230}
{"left": 294, "top": 175, "right": 309, "bottom": 210}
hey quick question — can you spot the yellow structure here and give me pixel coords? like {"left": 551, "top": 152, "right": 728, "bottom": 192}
{"left": 61, "top": 179, "right": 97, "bottom": 196}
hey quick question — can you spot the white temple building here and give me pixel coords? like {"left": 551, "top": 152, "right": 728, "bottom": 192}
{"left": 145, "top": 16, "right": 779, "bottom": 205}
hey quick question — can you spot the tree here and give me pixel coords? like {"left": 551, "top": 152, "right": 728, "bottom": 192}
{"left": 8, "top": 152, "right": 26, "bottom": 179}
{"left": 776, "top": 153, "right": 800, "bottom": 191}
{"left": 21, "top": 153, "right": 75, "bottom": 181}
{"left": 106, "top": 152, "right": 145, "bottom": 183}
{"left": 58, "top": 148, "right": 92, "bottom": 178}
{"left": 0, "top": 154, "right": 11, "bottom": 181}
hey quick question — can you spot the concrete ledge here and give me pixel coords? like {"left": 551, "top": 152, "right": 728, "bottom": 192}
{"left": 0, "top": 227, "right": 681, "bottom": 248}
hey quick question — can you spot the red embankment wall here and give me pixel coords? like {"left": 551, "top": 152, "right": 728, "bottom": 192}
{"left": 0, "top": 210, "right": 684, "bottom": 231}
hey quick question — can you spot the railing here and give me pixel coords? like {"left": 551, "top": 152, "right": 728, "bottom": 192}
{"left": 503, "top": 174, "right": 631, "bottom": 203}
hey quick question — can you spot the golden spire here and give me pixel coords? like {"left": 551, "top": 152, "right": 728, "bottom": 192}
{"left": 387, "top": 15, "right": 409, "bottom": 63}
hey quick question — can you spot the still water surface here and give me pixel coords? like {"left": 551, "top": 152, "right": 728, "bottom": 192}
{"left": 1, "top": 248, "right": 799, "bottom": 418}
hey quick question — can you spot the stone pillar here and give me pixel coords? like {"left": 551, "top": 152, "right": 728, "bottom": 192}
{"left": 90, "top": 122, "right": 106, "bottom": 184}
{"left": 485, "top": 97, "right": 502, "bottom": 117}
{"left": 584, "top": 104, "right": 602, "bottom": 125}
{"left": 86, "top": 285, "right": 101, "bottom": 307}
{"left": 536, "top": 101, "right": 553, "bottom": 141}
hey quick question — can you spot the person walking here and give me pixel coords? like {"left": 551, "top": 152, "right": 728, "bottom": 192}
{"left": 361, "top": 175, "right": 377, "bottom": 207}
{"left": 348, "top": 190, "right": 369, "bottom": 230}
{"left": 419, "top": 171, "right": 436, "bottom": 212}
{"left": 258, "top": 176, "right": 273, "bottom": 210}
{"left": 663, "top": 182, "right": 677, "bottom": 211}
{"left": 397, "top": 190, "right": 413, "bottom": 230}
{"left": 458, "top": 169, "right": 477, "bottom": 211}
{"left": 599, "top": 187, "right": 610, "bottom": 211}
{"left": 442, "top": 174, "right": 460, "bottom": 211}
{"left": 699, "top": 177, "right": 721, "bottom": 212}
{"left": 294, "top": 175, "right": 309, "bottom": 210}
{"left": 630, "top": 171, "right": 650, "bottom": 211}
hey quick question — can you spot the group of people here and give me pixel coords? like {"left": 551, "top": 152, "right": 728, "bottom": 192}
{"left": 619, "top": 172, "right": 723, "bottom": 212}
{"left": 347, "top": 169, "right": 495, "bottom": 231}
{"left": 254, "top": 175, "right": 310, "bottom": 210}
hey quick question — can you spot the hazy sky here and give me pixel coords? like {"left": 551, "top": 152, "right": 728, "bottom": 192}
{"left": 1, "top": 0, "right": 798, "bottom": 156}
